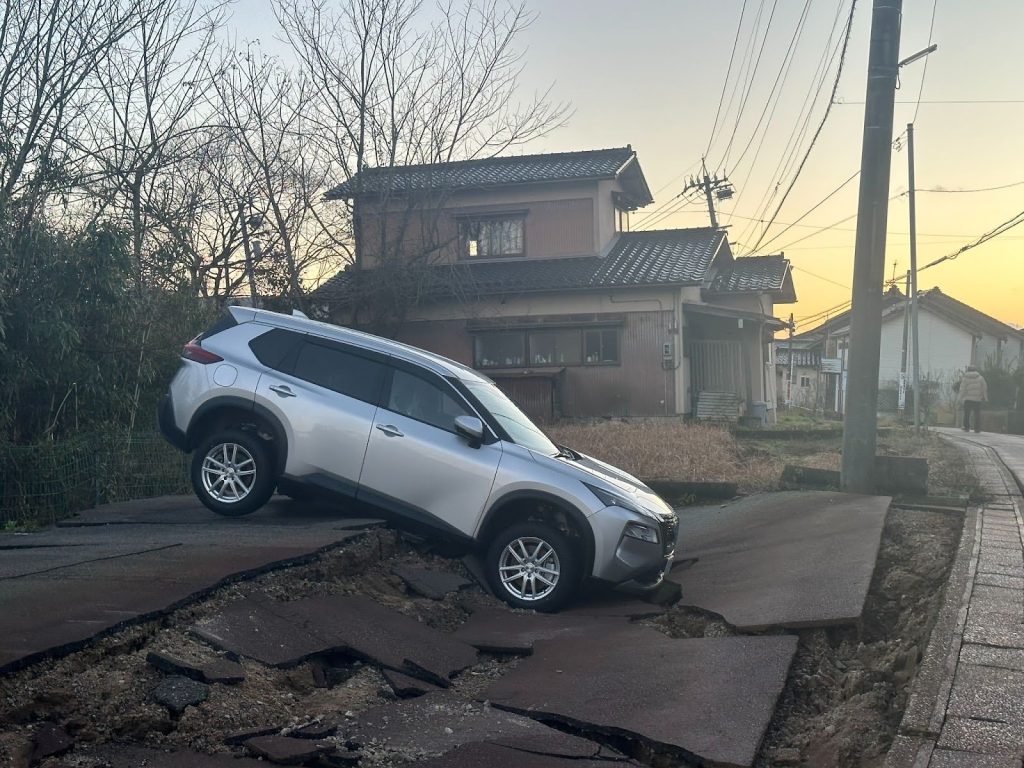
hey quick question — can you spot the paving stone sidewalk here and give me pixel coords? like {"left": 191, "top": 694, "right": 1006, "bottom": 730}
{"left": 887, "top": 430, "right": 1024, "bottom": 767}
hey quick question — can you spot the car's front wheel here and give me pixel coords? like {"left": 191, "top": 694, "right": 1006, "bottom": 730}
{"left": 191, "top": 430, "right": 275, "bottom": 516}
{"left": 486, "top": 522, "right": 581, "bottom": 612}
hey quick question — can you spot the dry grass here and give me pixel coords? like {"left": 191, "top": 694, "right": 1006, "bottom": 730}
{"left": 547, "top": 419, "right": 783, "bottom": 493}
{"left": 881, "top": 428, "right": 985, "bottom": 500}
{"left": 547, "top": 420, "right": 982, "bottom": 499}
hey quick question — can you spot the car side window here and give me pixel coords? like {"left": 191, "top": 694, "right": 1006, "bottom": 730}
{"left": 292, "top": 342, "right": 385, "bottom": 404}
{"left": 386, "top": 369, "right": 471, "bottom": 432}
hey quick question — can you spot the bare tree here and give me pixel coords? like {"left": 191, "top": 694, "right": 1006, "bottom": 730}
{"left": 0, "top": 0, "right": 158, "bottom": 220}
{"left": 213, "top": 46, "right": 347, "bottom": 311}
{"left": 272, "top": 0, "right": 569, "bottom": 328}
{"left": 74, "top": 0, "right": 227, "bottom": 278}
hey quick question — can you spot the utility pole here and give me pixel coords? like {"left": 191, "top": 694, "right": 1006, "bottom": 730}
{"left": 898, "top": 270, "right": 910, "bottom": 418}
{"left": 683, "top": 158, "right": 734, "bottom": 229}
{"left": 840, "top": 0, "right": 903, "bottom": 493}
{"left": 907, "top": 123, "right": 922, "bottom": 433}
{"left": 787, "top": 313, "right": 795, "bottom": 407}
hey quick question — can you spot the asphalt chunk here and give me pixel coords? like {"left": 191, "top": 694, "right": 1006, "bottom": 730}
{"left": 453, "top": 608, "right": 625, "bottom": 654}
{"left": 345, "top": 692, "right": 612, "bottom": 760}
{"left": 393, "top": 564, "right": 473, "bottom": 600}
{"left": 193, "top": 593, "right": 477, "bottom": 685}
{"left": 484, "top": 626, "right": 798, "bottom": 768}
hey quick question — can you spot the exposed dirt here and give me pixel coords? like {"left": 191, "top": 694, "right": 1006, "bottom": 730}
{"left": 0, "top": 505, "right": 962, "bottom": 768}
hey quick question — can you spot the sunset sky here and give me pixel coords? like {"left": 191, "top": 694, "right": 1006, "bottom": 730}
{"left": 231, "top": 0, "right": 1024, "bottom": 331}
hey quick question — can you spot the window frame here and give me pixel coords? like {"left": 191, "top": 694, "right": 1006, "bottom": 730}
{"left": 291, "top": 337, "right": 388, "bottom": 405}
{"left": 457, "top": 213, "right": 527, "bottom": 260}
{"left": 583, "top": 328, "right": 621, "bottom": 366}
{"left": 473, "top": 327, "right": 622, "bottom": 369}
{"left": 380, "top": 361, "right": 488, "bottom": 439}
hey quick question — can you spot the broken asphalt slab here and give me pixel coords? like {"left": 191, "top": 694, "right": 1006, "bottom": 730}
{"left": 670, "top": 490, "right": 890, "bottom": 630}
{"left": 412, "top": 741, "right": 641, "bottom": 767}
{"left": 193, "top": 593, "right": 477, "bottom": 685}
{"left": 453, "top": 608, "right": 627, "bottom": 654}
{"left": 484, "top": 626, "right": 799, "bottom": 768}
{"left": 58, "top": 745, "right": 267, "bottom": 766}
{"left": 0, "top": 495, "right": 384, "bottom": 673}
{"left": 345, "top": 692, "right": 626, "bottom": 762}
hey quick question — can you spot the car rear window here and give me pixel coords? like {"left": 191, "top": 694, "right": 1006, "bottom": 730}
{"left": 197, "top": 311, "right": 238, "bottom": 341}
{"left": 249, "top": 328, "right": 304, "bottom": 372}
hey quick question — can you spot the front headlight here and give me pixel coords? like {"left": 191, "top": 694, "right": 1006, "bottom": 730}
{"left": 624, "top": 521, "right": 659, "bottom": 544}
{"left": 583, "top": 482, "right": 658, "bottom": 521}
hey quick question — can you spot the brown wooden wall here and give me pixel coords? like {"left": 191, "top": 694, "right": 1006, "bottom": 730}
{"left": 390, "top": 311, "right": 675, "bottom": 418}
{"left": 356, "top": 196, "right": 595, "bottom": 268}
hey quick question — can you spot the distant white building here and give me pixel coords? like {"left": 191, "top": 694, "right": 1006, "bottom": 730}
{"left": 776, "top": 287, "right": 1024, "bottom": 417}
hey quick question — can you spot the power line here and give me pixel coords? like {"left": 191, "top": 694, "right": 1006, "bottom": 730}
{"left": 836, "top": 98, "right": 1024, "bottom": 104}
{"left": 721, "top": 0, "right": 782, "bottom": 169}
{"left": 791, "top": 265, "right": 850, "bottom": 289}
{"left": 705, "top": 1, "right": 750, "bottom": 158}
{"left": 916, "top": 179, "right": 1024, "bottom": 194}
{"left": 746, "top": 0, "right": 858, "bottom": 254}
{"left": 736, "top": 0, "right": 850, "bottom": 248}
{"left": 912, "top": 0, "right": 939, "bottom": 123}
{"left": 725, "top": 0, "right": 814, "bottom": 204}
{"left": 713, "top": 0, "right": 769, "bottom": 162}
{"left": 918, "top": 207, "right": 1024, "bottom": 274}
{"left": 752, "top": 170, "right": 859, "bottom": 253}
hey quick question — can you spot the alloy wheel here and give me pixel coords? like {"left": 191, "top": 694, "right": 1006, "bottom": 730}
{"left": 498, "top": 536, "right": 561, "bottom": 601}
{"left": 201, "top": 442, "right": 256, "bottom": 503}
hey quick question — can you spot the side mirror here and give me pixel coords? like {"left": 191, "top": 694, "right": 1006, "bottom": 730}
{"left": 454, "top": 415, "right": 484, "bottom": 447}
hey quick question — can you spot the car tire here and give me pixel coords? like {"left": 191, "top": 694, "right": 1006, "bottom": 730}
{"left": 191, "top": 429, "right": 275, "bottom": 516}
{"left": 486, "top": 522, "right": 581, "bottom": 612}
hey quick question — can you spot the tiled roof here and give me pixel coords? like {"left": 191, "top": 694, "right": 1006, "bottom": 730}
{"left": 920, "top": 289, "right": 1024, "bottom": 340}
{"left": 314, "top": 228, "right": 726, "bottom": 303}
{"left": 806, "top": 286, "right": 1022, "bottom": 341}
{"left": 326, "top": 147, "right": 641, "bottom": 200}
{"left": 708, "top": 255, "right": 790, "bottom": 293}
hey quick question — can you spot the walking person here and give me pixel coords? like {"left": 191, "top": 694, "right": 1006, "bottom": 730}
{"left": 958, "top": 365, "right": 988, "bottom": 433}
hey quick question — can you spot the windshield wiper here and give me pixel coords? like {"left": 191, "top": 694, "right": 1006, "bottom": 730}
{"left": 555, "top": 444, "right": 578, "bottom": 460}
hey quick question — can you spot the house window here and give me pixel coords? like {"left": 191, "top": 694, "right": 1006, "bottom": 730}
{"left": 584, "top": 329, "right": 620, "bottom": 365}
{"left": 459, "top": 216, "right": 525, "bottom": 258}
{"left": 475, "top": 332, "right": 525, "bottom": 367}
{"left": 529, "top": 329, "right": 582, "bottom": 365}
{"left": 474, "top": 327, "right": 621, "bottom": 368}
{"left": 799, "top": 375, "right": 811, "bottom": 388}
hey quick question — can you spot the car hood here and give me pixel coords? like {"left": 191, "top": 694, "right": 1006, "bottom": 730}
{"left": 530, "top": 449, "right": 674, "bottom": 518}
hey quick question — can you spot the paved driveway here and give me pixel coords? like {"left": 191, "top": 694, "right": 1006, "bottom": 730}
{"left": 0, "top": 496, "right": 381, "bottom": 672}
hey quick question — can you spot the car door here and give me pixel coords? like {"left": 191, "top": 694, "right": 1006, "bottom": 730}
{"left": 357, "top": 363, "right": 502, "bottom": 539}
{"left": 255, "top": 335, "right": 386, "bottom": 497}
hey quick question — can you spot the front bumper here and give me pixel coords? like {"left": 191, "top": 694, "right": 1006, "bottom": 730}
{"left": 589, "top": 506, "right": 677, "bottom": 586}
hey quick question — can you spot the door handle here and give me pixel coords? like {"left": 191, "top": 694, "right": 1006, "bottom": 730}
{"left": 376, "top": 424, "right": 404, "bottom": 438}
{"left": 269, "top": 384, "right": 297, "bottom": 398}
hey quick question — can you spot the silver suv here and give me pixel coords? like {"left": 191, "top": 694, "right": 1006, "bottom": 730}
{"left": 159, "top": 307, "right": 677, "bottom": 611}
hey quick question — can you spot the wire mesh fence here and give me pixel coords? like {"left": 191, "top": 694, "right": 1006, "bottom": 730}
{"left": 0, "top": 431, "right": 190, "bottom": 526}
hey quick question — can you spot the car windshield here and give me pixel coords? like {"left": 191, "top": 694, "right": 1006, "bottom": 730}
{"left": 464, "top": 380, "right": 558, "bottom": 456}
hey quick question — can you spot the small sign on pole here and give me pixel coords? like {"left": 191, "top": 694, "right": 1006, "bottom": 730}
{"left": 820, "top": 358, "right": 842, "bottom": 375}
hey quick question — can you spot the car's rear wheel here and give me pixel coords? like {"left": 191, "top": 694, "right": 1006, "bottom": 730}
{"left": 191, "top": 429, "right": 274, "bottom": 516}
{"left": 486, "top": 522, "right": 581, "bottom": 612}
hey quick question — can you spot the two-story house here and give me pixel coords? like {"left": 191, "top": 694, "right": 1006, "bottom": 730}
{"left": 315, "top": 146, "right": 796, "bottom": 422}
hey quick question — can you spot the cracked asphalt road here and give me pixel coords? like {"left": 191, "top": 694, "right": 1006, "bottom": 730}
{"left": 0, "top": 495, "right": 382, "bottom": 672}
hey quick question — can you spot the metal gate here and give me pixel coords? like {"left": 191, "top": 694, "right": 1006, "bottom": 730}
{"left": 689, "top": 340, "right": 746, "bottom": 397}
